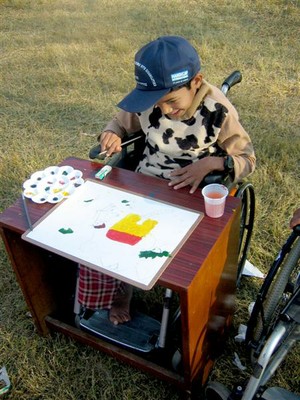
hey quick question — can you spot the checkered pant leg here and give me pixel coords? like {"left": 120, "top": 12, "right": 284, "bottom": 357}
{"left": 78, "top": 264, "right": 124, "bottom": 310}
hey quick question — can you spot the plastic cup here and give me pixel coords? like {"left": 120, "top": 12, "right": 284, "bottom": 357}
{"left": 201, "top": 183, "right": 229, "bottom": 218}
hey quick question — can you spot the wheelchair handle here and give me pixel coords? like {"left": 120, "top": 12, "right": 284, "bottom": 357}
{"left": 221, "top": 70, "right": 242, "bottom": 96}
{"left": 293, "top": 224, "right": 300, "bottom": 235}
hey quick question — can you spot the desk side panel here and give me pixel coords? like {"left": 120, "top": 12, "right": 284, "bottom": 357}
{"left": 0, "top": 228, "right": 77, "bottom": 335}
{"left": 181, "top": 205, "right": 240, "bottom": 384}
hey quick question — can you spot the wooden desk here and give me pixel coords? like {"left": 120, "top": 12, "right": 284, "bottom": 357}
{"left": 0, "top": 157, "right": 240, "bottom": 398}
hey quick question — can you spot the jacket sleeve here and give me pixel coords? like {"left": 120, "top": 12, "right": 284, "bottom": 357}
{"left": 207, "top": 85, "right": 256, "bottom": 182}
{"left": 98, "top": 110, "right": 142, "bottom": 141}
{"left": 218, "top": 109, "right": 256, "bottom": 182}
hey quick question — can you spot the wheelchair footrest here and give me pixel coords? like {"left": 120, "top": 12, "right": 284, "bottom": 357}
{"left": 79, "top": 309, "right": 161, "bottom": 353}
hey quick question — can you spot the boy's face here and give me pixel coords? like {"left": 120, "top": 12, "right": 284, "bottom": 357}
{"left": 155, "top": 73, "right": 202, "bottom": 120}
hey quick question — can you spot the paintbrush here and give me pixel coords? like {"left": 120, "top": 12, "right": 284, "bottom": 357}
{"left": 89, "top": 135, "right": 143, "bottom": 159}
{"left": 98, "top": 135, "right": 144, "bottom": 156}
{"left": 21, "top": 192, "right": 33, "bottom": 231}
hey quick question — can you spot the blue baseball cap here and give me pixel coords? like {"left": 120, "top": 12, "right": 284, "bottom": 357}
{"left": 117, "top": 36, "right": 201, "bottom": 113}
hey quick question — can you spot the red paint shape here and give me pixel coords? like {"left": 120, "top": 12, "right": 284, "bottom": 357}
{"left": 106, "top": 229, "right": 141, "bottom": 245}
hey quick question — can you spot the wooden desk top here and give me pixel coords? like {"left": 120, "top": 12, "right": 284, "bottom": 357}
{"left": 0, "top": 157, "right": 240, "bottom": 291}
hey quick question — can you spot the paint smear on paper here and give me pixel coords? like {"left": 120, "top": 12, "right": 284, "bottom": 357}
{"left": 84, "top": 199, "right": 94, "bottom": 203}
{"left": 139, "top": 250, "right": 170, "bottom": 259}
{"left": 106, "top": 213, "right": 158, "bottom": 245}
{"left": 94, "top": 223, "right": 106, "bottom": 229}
{"left": 59, "top": 228, "right": 74, "bottom": 234}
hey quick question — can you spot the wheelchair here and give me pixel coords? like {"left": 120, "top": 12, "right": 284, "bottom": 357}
{"left": 89, "top": 70, "right": 256, "bottom": 285}
{"left": 204, "top": 224, "right": 300, "bottom": 400}
{"left": 74, "top": 71, "right": 256, "bottom": 371}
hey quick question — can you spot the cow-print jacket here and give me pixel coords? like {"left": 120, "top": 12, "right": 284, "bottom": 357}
{"left": 103, "top": 80, "right": 256, "bottom": 182}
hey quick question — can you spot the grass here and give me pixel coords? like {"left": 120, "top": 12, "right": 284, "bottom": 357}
{"left": 0, "top": 0, "right": 299, "bottom": 398}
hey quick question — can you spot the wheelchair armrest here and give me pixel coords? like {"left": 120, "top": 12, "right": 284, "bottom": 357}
{"left": 201, "top": 171, "right": 235, "bottom": 191}
{"left": 89, "top": 131, "right": 145, "bottom": 161}
{"left": 89, "top": 143, "right": 102, "bottom": 160}
{"left": 89, "top": 131, "right": 145, "bottom": 171}
{"left": 89, "top": 144, "right": 127, "bottom": 167}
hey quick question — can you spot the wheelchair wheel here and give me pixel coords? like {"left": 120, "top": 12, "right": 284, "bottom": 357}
{"left": 205, "top": 381, "right": 231, "bottom": 400}
{"left": 234, "top": 182, "right": 255, "bottom": 285}
{"left": 249, "top": 236, "right": 300, "bottom": 362}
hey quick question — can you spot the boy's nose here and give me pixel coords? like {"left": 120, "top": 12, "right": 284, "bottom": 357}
{"left": 158, "top": 103, "right": 173, "bottom": 115}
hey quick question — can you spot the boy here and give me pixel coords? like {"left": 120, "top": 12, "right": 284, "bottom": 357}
{"left": 78, "top": 36, "right": 256, "bottom": 325}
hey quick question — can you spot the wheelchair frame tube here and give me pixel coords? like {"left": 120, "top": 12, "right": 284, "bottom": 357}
{"left": 157, "top": 289, "right": 173, "bottom": 349}
{"left": 242, "top": 323, "right": 287, "bottom": 400}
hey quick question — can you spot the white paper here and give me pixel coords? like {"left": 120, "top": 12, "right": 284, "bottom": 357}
{"left": 23, "top": 180, "right": 202, "bottom": 289}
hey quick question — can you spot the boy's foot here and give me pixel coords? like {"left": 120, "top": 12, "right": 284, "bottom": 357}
{"left": 109, "top": 283, "right": 133, "bottom": 325}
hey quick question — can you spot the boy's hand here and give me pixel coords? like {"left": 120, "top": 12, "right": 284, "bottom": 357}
{"left": 100, "top": 131, "right": 122, "bottom": 156}
{"left": 168, "top": 157, "right": 224, "bottom": 194}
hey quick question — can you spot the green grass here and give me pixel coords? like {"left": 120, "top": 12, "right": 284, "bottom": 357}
{"left": 0, "top": 0, "right": 300, "bottom": 398}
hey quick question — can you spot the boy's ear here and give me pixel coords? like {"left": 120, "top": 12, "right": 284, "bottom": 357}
{"left": 192, "top": 73, "right": 203, "bottom": 89}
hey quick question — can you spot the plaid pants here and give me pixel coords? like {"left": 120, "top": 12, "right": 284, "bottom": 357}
{"left": 78, "top": 265, "right": 126, "bottom": 310}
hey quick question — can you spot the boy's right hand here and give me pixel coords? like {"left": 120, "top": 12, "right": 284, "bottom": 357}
{"left": 100, "top": 131, "right": 122, "bottom": 157}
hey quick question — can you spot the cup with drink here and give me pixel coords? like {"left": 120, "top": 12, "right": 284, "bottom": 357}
{"left": 201, "top": 183, "right": 229, "bottom": 218}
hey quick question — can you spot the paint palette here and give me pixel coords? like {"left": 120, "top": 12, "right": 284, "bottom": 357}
{"left": 23, "top": 166, "right": 84, "bottom": 203}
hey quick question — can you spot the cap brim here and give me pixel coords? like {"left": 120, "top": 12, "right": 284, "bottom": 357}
{"left": 117, "top": 87, "right": 170, "bottom": 113}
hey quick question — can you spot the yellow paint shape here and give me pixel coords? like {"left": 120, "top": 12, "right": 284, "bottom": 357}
{"left": 110, "top": 213, "right": 158, "bottom": 237}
